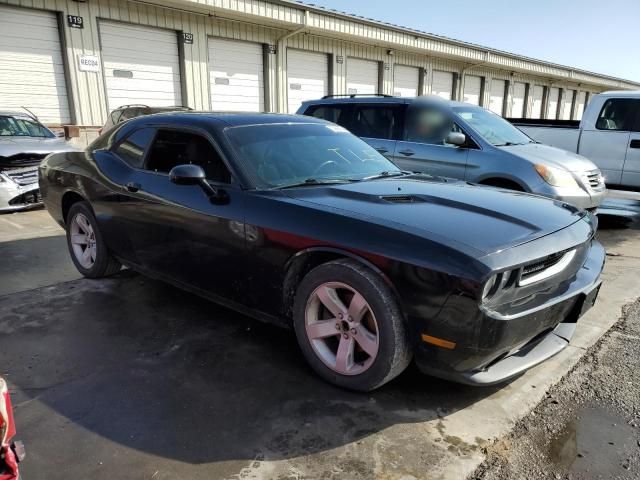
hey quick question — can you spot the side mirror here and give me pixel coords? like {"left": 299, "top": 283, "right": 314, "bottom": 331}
{"left": 445, "top": 132, "right": 466, "bottom": 147}
{"left": 169, "top": 164, "right": 228, "bottom": 204}
{"left": 169, "top": 164, "right": 206, "bottom": 185}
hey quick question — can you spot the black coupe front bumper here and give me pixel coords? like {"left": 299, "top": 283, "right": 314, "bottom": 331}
{"left": 415, "top": 240, "right": 605, "bottom": 386}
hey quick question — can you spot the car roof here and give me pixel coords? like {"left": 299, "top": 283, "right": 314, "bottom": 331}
{"left": 300, "top": 95, "right": 471, "bottom": 109}
{"left": 124, "top": 111, "right": 331, "bottom": 130}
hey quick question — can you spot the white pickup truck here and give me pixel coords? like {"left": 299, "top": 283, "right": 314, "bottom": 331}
{"left": 510, "top": 91, "right": 640, "bottom": 189}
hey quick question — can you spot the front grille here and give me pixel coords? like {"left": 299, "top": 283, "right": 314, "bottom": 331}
{"left": 521, "top": 251, "right": 566, "bottom": 279}
{"left": 585, "top": 170, "right": 603, "bottom": 189}
{"left": 4, "top": 167, "right": 38, "bottom": 186}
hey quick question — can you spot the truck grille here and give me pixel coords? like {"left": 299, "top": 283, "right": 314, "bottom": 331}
{"left": 585, "top": 170, "right": 603, "bottom": 189}
{"left": 4, "top": 167, "right": 38, "bottom": 186}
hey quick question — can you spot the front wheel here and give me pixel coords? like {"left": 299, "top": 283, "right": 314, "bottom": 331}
{"left": 293, "top": 259, "right": 412, "bottom": 391}
{"left": 66, "top": 201, "right": 121, "bottom": 278}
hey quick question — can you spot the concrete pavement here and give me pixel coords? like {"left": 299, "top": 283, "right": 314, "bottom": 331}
{"left": 0, "top": 201, "right": 639, "bottom": 480}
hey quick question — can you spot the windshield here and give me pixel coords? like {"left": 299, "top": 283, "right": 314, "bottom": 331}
{"left": 452, "top": 106, "right": 532, "bottom": 146}
{"left": 225, "top": 123, "right": 402, "bottom": 189}
{"left": 0, "top": 116, "right": 55, "bottom": 138}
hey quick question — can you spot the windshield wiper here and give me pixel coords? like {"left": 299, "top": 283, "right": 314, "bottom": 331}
{"left": 275, "top": 178, "right": 355, "bottom": 189}
{"left": 361, "top": 171, "right": 409, "bottom": 181}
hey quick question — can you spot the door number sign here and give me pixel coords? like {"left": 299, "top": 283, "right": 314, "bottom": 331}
{"left": 67, "top": 15, "right": 84, "bottom": 29}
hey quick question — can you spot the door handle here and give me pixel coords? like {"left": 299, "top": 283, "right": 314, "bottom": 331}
{"left": 630, "top": 139, "right": 640, "bottom": 149}
{"left": 374, "top": 147, "right": 388, "bottom": 154}
{"left": 125, "top": 182, "right": 141, "bottom": 193}
{"left": 398, "top": 149, "right": 415, "bottom": 157}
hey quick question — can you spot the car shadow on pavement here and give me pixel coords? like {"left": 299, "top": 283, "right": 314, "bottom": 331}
{"left": 0, "top": 263, "right": 501, "bottom": 469}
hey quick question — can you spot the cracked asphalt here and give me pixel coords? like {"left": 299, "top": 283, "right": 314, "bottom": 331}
{"left": 0, "top": 196, "right": 639, "bottom": 480}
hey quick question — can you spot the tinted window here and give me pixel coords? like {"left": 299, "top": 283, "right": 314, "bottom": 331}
{"left": 350, "top": 105, "right": 404, "bottom": 140}
{"left": 225, "top": 123, "right": 401, "bottom": 189}
{"left": 145, "top": 130, "right": 231, "bottom": 183}
{"left": 596, "top": 99, "right": 640, "bottom": 131}
{"left": 114, "top": 128, "right": 156, "bottom": 168}
{"left": 306, "top": 105, "right": 350, "bottom": 127}
{"left": 405, "top": 107, "right": 457, "bottom": 145}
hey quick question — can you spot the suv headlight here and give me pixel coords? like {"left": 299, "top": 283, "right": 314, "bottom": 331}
{"left": 534, "top": 164, "right": 577, "bottom": 188}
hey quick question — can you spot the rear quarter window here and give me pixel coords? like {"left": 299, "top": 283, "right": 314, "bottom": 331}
{"left": 113, "top": 128, "right": 156, "bottom": 168}
{"left": 304, "top": 105, "right": 351, "bottom": 127}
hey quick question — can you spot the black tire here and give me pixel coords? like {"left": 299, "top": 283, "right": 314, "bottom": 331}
{"left": 293, "top": 259, "right": 412, "bottom": 391}
{"left": 66, "top": 201, "right": 121, "bottom": 278}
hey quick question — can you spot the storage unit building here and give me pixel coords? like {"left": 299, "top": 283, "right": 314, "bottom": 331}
{"left": 0, "top": 5, "right": 71, "bottom": 124}
{"left": 287, "top": 49, "right": 328, "bottom": 113}
{"left": 100, "top": 21, "right": 183, "bottom": 111}
{"left": 530, "top": 85, "right": 544, "bottom": 119}
{"left": 547, "top": 87, "right": 560, "bottom": 119}
{"left": 209, "top": 38, "right": 264, "bottom": 112}
{"left": 346, "top": 58, "right": 379, "bottom": 95}
{"left": 462, "top": 75, "right": 482, "bottom": 106}
{"left": 560, "top": 89, "right": 575, "bottom": 120}
{"left": 431, "top": 71, "right": 454, "bottom": 100}
{"left": 510, "top": 82, "right": 526, "bottom": 118}
{"left": 393, "top": 65, "right": 420, "bottom": 97}
{"left": 0, "top": 0, "right": 637, "bottom": 142}
{"left": 488, "top": 79, "right": 506, "bottom": 115}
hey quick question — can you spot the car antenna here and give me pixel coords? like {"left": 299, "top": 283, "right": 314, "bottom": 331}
{"left": 20, "top": 106, "right": 40, "bottom": 122}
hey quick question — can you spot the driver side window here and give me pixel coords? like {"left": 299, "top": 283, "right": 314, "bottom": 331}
{"left": 405, "top": 107, "right": 461, "bottom": 147}
{"left": 145, "top": 130, "right": 231, "bottom": 184}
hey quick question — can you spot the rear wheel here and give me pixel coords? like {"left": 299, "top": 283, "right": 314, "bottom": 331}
{"left": 66, "top": 201, "right": 121, "bottom": 278}
{"left": 293, "top": 259, "right": 412, "bottom": 391}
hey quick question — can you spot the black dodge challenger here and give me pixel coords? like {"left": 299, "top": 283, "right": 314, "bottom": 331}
{"left": 39, "top": 113, "right": 604, "bottom": 391}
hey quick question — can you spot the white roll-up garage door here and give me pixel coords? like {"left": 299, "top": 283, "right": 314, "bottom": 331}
{"left": 0, "top": 6, "right": 70, "bottom": 124}
{"left": 561, "top": 89, "right": 575, "bottom": 120}
{"left": 287, "top": 49, "right": 327, "bottom": 114}
{"left": 346, "top": 58, "right": 379, "bottom": 95}
{"left": 530, "top": 85, "right": 544, "bottom": 119}
{"left": 100, "top": 22, "right": 182, "bottom": 110}
{"left": 463, "top": 75, "right": 482, "bottom": 105}
{"left": 575, "top": 91, "right": 587, "bottom": 120}
{"left": 511, "top": 82, "right": 526, "bottom": 118}
{"left": 431, "top": 71, "right": 453, "bottom": 100}
{"left": 547, "top": 87, "right": 559, "bottom": 119}
{"left": 209, "top": 38, "right": 264, "bottom": 112}
{"left": 488, "top": 79, "right": 505, "bottom": 115}
{"left": 393, "top": 65, "right": 420, "bottom": 97}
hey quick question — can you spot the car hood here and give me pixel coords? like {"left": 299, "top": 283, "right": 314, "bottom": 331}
{"left": 283, "top": 176, "right": 586, "bottom": 256}
{"left": 499, "top": 143, "right": 597, "bottom": 172}
{"left": 0, "top": 136, "right": 77, "bottom": 167}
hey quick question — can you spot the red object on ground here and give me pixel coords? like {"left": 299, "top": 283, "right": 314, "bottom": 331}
{"left": 1, "top": 378, "right": 21, "bottom": 480}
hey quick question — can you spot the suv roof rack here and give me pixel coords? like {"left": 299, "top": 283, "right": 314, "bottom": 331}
{"left": 321, "top": 94, "right": 394, "bottom": 99}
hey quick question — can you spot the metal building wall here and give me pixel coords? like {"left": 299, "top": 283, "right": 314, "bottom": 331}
{"left": 0, "top": 0, "right": 636, "bottom": 140}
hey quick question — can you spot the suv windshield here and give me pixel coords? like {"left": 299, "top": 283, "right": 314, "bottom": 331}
{"left": 0, "top": 116, "right": 54, "bottom": 138}
{"left": 452, "top": 106, "right": 532, "bottom": 146}
{"left": 226, "top": 123, "right": 402, "bottom": 188}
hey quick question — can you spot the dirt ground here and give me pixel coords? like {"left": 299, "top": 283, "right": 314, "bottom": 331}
{"left": 473, "top": 297, "right": 640, "bottom": 480}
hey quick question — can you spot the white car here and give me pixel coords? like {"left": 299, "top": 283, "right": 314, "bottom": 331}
{"left": 0, "top": 111, "right": 77, "bottom": 212}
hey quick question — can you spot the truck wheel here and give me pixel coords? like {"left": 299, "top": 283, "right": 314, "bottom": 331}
{"left": 293, "top": 259, "right": 412, "bottom": 391}
{"left": 66, "top": 201, "right": 121, "bottom": 278}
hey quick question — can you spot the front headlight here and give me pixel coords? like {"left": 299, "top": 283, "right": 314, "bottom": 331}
{"left": 534, "top": 164, "right": 577, "bottom": 188}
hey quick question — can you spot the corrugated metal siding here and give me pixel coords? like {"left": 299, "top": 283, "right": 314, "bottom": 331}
{"left": 0, "top": 5, "right": 71, "bottom": 124}
{"left": 0, "top": 0, "right": 633, "bottom": 132}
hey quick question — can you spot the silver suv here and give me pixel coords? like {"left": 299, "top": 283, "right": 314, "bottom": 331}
{"left": 298, "top": 96, "right": 605, "bottom": 211}
{"left": 0, "top": 112, "right": 76, "bottom": 212}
